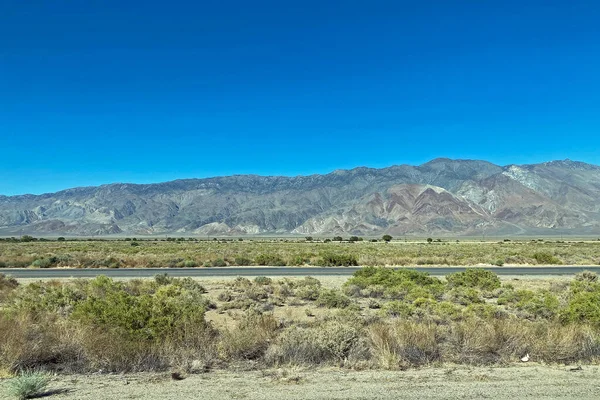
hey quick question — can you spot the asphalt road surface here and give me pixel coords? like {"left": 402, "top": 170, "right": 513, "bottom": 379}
{"left": 2, "top": 266, "right": 600, "bottom": 278}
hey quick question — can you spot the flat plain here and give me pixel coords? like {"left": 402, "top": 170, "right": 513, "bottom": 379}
{"left": 1, "top": 238, "right": 600, "bottom": 269}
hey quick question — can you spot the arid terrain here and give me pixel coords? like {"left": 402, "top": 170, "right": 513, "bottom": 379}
{"left": 4, "top": 366, "right": 598, "bottom": 399}
{"left": 1, "top": 238, "right": 600, "bottom": 269}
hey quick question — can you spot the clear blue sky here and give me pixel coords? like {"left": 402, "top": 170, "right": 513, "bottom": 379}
{"left": 1, "top": 1, "right": 600, "bottom": 195}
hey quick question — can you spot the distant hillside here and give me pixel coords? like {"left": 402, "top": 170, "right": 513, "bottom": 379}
{"left": 2, "top": 158, "right": 600, "bottom": 236}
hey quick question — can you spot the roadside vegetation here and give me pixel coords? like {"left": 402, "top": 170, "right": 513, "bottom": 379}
{"left": 0, "top": 237, "right": 599, "bottom": 268}
{"left": 2, "top": 268, "right": 600, "bottom": 377}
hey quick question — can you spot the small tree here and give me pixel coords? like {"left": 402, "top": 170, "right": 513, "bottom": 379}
{"left": 349, "top": 236, "right": 360, "bottom": 242}
{"left": 57, "top": 237, "right": 66, "bottom": 242}
{"left": 333, "top": 236, "right": 343, "bottom": 242}
{"left": 382, "top": 235, "right": 392, "bottom": 243}
{"left": 305, "top": 236, "right": 313, "bottom": 242}
{"left": 427, "top": 237, "right": 433, "bottom": 243}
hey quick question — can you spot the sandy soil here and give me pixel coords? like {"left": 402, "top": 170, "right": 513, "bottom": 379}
{"left": 3, "top": 365, "right": 599, "bottom": 400}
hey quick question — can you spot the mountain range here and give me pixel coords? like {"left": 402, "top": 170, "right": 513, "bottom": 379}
{"left": 2, "top": 158, "right": 600, "bottom": 236}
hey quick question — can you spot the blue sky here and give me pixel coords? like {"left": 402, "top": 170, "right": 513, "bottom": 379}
{"left": 1, "top": 1, "right": 600, "bottom": 195}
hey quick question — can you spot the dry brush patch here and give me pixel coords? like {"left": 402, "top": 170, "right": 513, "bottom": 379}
{"left": 2, "top": 269, "right": 600, "bottom": 377}
{"left": 1, "top": 239, "right": 600, "bottom": 268}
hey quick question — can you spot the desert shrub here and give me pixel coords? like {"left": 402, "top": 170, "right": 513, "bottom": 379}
{"left": 315, "top": 289, "right": 351, "bottom": 309}
{"left": 31, "top": 257, "right": 58, "bottom": 269}
{"left": 463, "top": 303, "right": 505, "bottom": 320}
{"left": 347, "top": 268, "right": 444, "bottom": 302}
{"left": 319, "top": 253, "right": 358, "bottom": 267}
{"left": 244, "top": 285, "right": 270, "bottom": 301}
{"left": 234, "top": 257, "right": 253, "bottom": 266}
{"left": 532, "top": 252, "right": 561, "bottom": 265}
{"left": 528, "top": 323, "right": 600, "bottom": 363}
{"left": 88, "top": 257, "right": 122, "bottom": 269}
{"left": 71, "top": 277, "right": 210, "bottom": 342}
{"left": 12, "top": 282, "right": 85, "bottom": 315}
{"left": 0, "top": 274, "right": 19, "bottom": 302}
{"left": 446, "top": 269, "right": 501, "bottom": 291}
{"left": 295, "top": 285, "right": 321, "bottom": 301}
{"left": 255, "top": 254, "right": 286, "bottom": 266}
{"left": 0, "top": 310, "right": 81, "bottom": 373}
{"left": 182, "top": 260, "right": 197, "bottom": 268}
{"left": 443, "top": 318, "right": 518, "bottom": 364}
{"left": 381, "top": 301, "right": 415, "bottom": 318}
{"left": 575, "top": 271, "right": 598, "bottom": 283}
{"left": 443, "top": 287, "right": 484, "bottom": 306}
{"left": 273, "top": 282, "right": 293, "bottom": 298}
{"left": 292, "top": 276, "right": 321, "bottom": 288}
{"left": 210, "top": 258, "right": 227, "bottom": 267}
{"left": 217, "top": 291, "right": 234, "bottom": 302}
{"left": 153, "top": 274, "right": 206, "bottom": 293}
{"left": 368, "top": 321, "right": 439, "bottom": 368}
{"left": 429, "top": 301, "right": 463, "bottom": 321}
{"left": 342, "top": 284, "right": 362, "bottom": 297}
{"left": 220, "top": 299, "right": 254, "bottom": 311}
{"left": 218, "top": 313, "right": 279, "bottom": 360}
{"left": 6, "top": 370, "right": 51, "bottom": 399}
{"left": 368, "top": 299, "right": 381, "bottom": 309}
{"left": 290, "top": 255, "right": 310, "bottom": 266}
{"left": 362, "top": 285, "right": 387, "bottom": 298}
{"left": 498, "top": 289, "right": 559, "bottom": 319}
{"left": 254, "top": 276, "right": 272, "bottom": 285}
{"left": 266, "top": 321, "right": 360, "bottom": 365}
{"left": 560, "top": 289, "right": 600, "bottom": 327}
{"left": 230, "top": 277, "right": 252, "bottom": 290}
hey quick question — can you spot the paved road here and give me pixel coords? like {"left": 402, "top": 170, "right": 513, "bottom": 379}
{"left": 2, "top": 266, "right": 600, "bottom": 278}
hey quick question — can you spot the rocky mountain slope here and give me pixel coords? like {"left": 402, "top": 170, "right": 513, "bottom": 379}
{"left": 1, "top": 158, "right": 600, "bottom": 236}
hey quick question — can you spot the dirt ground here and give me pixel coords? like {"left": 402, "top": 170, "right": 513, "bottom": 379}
{"left": 1, "top": 365, "right": 597, "bottom": 400}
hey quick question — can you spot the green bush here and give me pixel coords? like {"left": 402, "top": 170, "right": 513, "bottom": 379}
{"left": 532, "top": 252, "right": 562, "bottom": 265}
{"left": 381, "top": 301, "right": 415, "bottom": 318}
{"left": 446, "top": 269, "right": 501, "bottom": 291}
{"left": 183, "top": 260, "right": 197, "bottom": 268}
{"left": 560, "top": 280, "right": 600, "bottom": 327}
{"left": 211, "top": 259, "right": 227, "bottom": 267}
{"left": 71, "top": 276, "right": 210, "bottom": 341}
{"left": 346, "top": 267, "right": 444, "bottom": 301}
{"left": 315, "top": 289, "right": 351, "bottom": 309}
{"left": 498, "top": 289, "right": 559, "bottom": 319}
{"left": 319, "top": 253, "right": 358, "bottom": 267}
{"left": 234, "top": 257, "right": 252, "bottom": 266}
{"left": 255, "top": 254, "right": 286, "bottom": 266}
